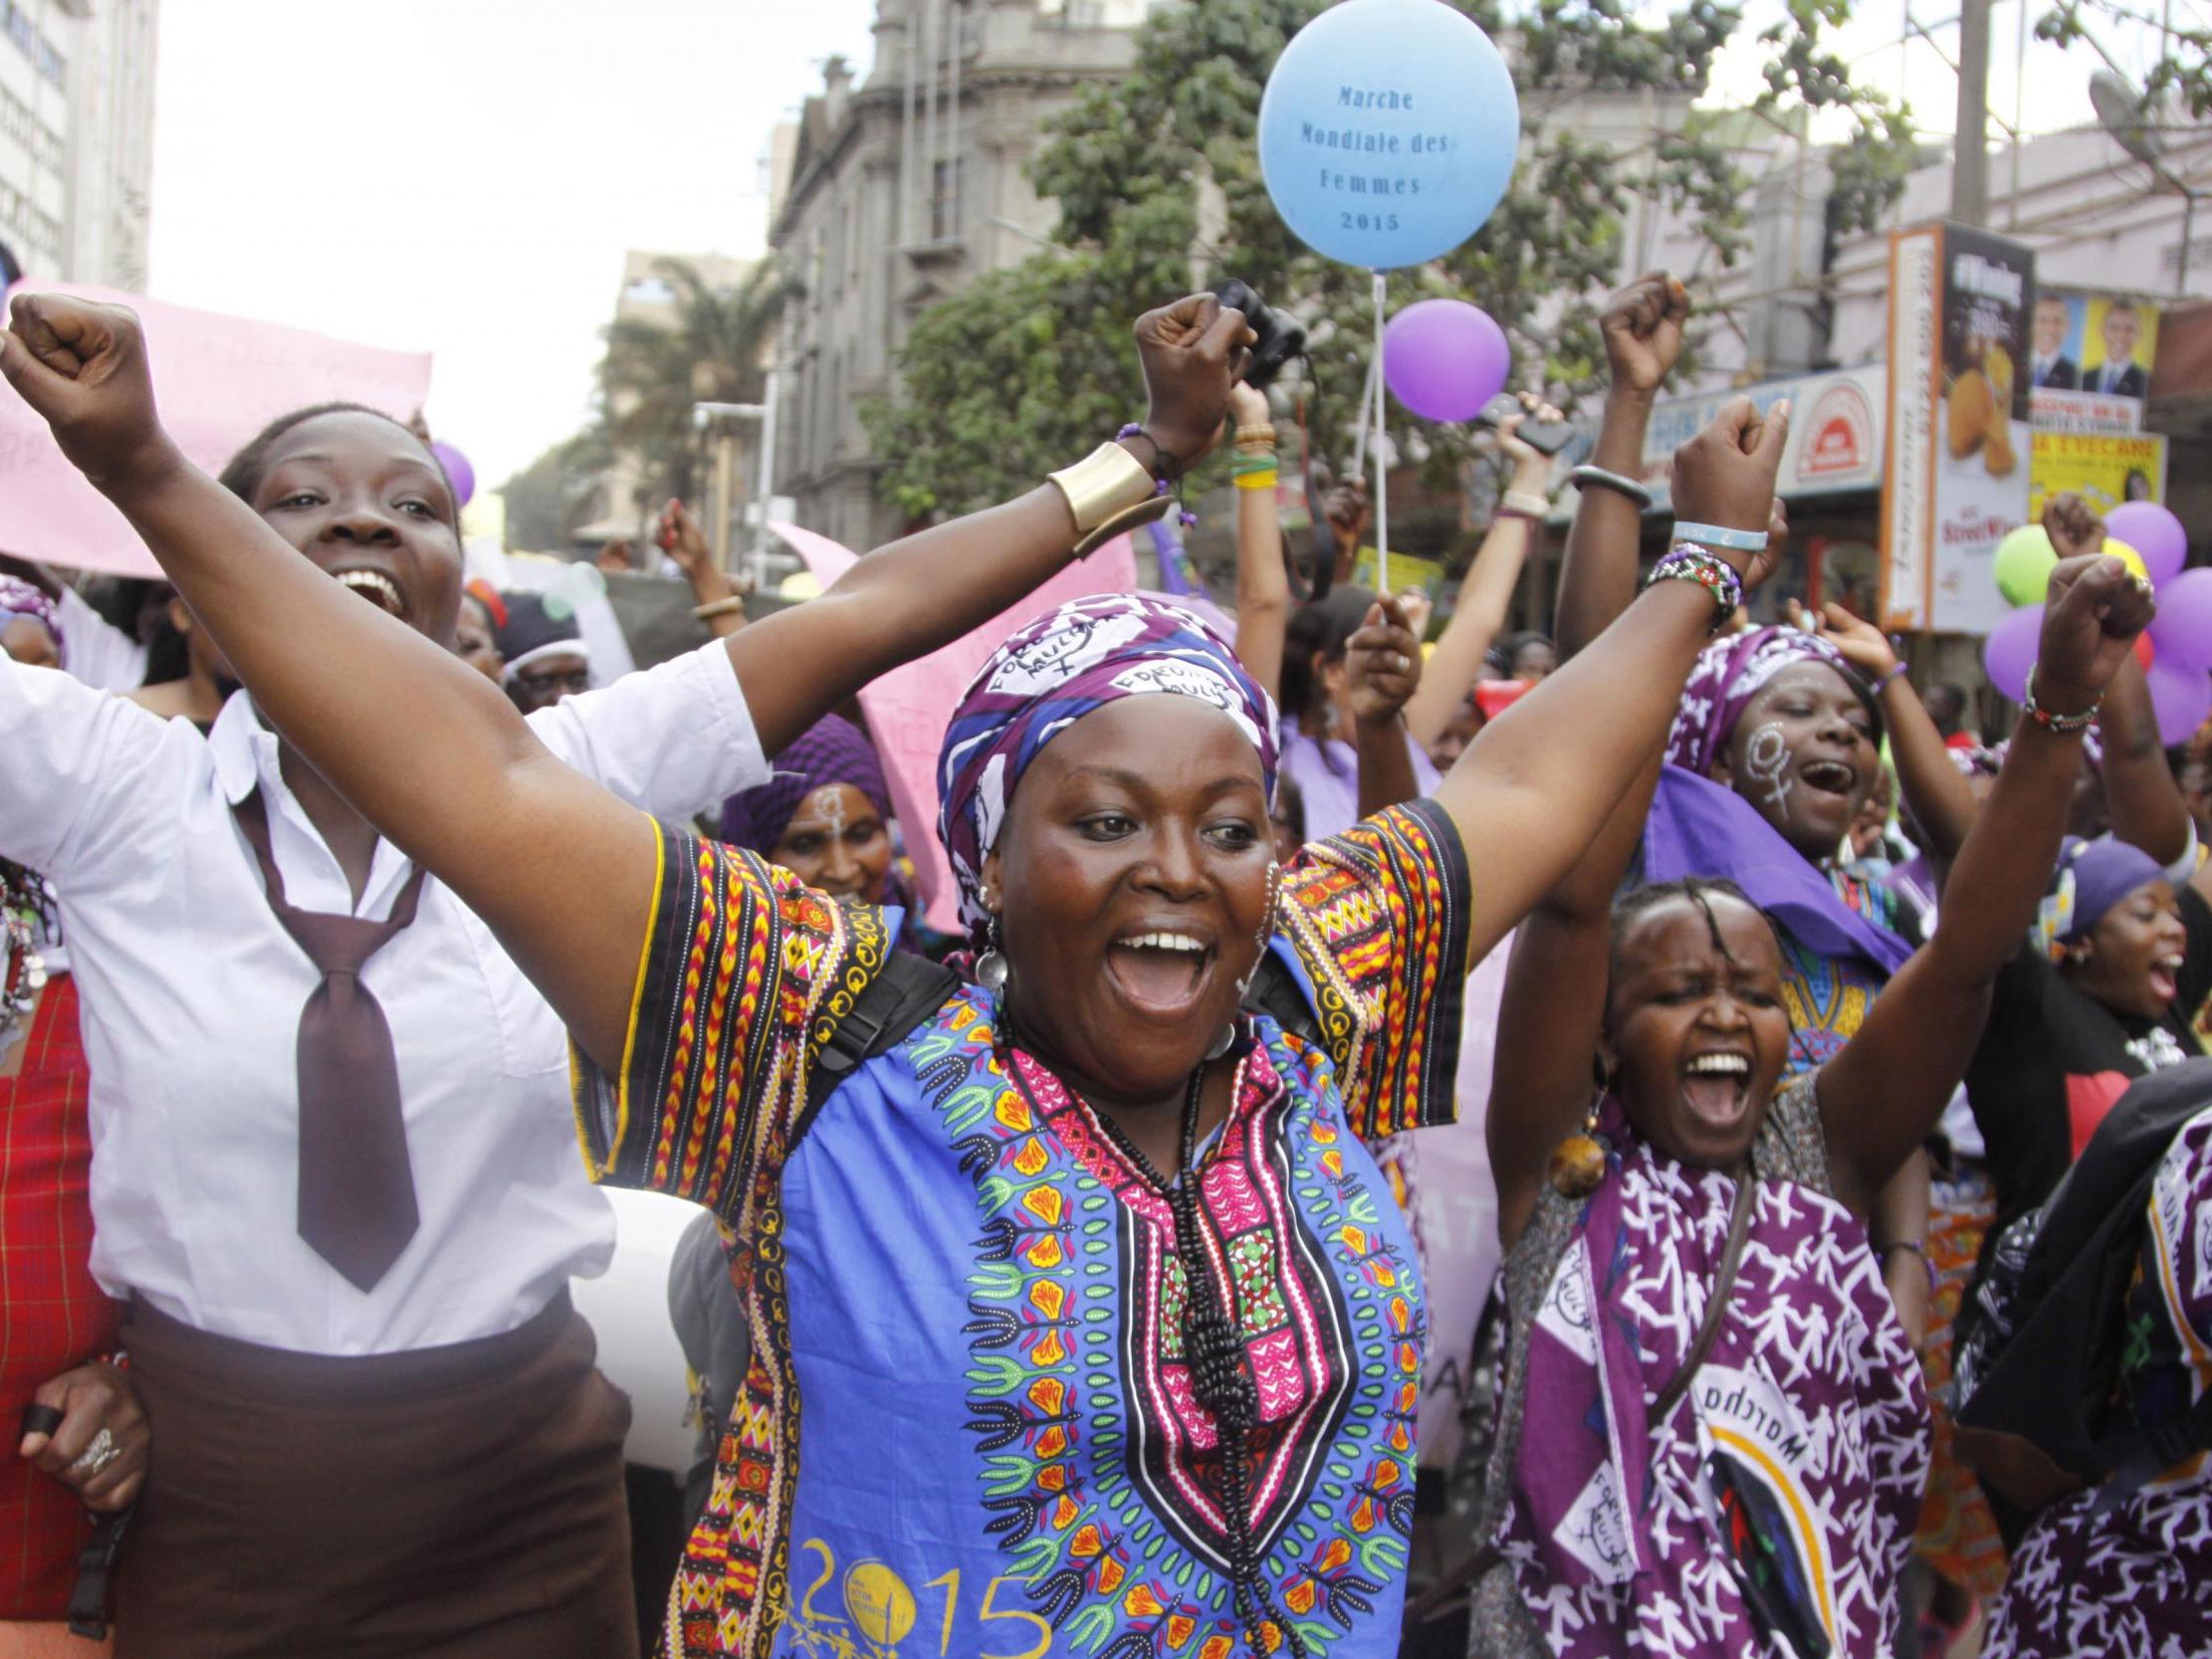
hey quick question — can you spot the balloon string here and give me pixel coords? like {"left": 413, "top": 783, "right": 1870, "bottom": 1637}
{"left": 1371, "top": 270, "right": 1390, "bottom": 597}
{"left": 1350, "top": 349, "right": 1377, "bottom": 481}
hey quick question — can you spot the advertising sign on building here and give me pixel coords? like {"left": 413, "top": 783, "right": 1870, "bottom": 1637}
{"left": 1563, "top": 363, "right": 1886, "bottom": 518}
{"left": 2030, "top": 387, "right": 2145, "bottom": 434}
{"left": 1881, "top": 222, "right": 2035, "bottom": 636}
{"left": 2028, "top": 290, "right": 2159, "bottom": 398}
{"left": 2028, "top": 432, "right": 2169, "bottom": 518}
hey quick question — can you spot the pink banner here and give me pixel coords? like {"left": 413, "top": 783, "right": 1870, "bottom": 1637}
{"left": 769, "top": 522, "right": 1137, "bottom": 933}
{"left": 0, "top": 283, "right": 433, "bottom": 577}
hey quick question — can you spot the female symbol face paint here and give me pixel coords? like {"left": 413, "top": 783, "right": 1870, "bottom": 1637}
{"left": 1717, "top": 663, "right": 1880, "bottom": 865}
{"left": 1743, "top": 722, "right": 1793, "bottom": 814}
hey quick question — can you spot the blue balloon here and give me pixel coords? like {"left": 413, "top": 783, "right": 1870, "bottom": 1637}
{"left": 1258, "top": 0, "right": 1519, "bottom": 270}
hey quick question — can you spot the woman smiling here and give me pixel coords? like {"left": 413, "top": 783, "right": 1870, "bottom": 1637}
{"left": 6, "top": 289, "right": 1784, "bottom": 1659}
{"left": 1467, "top": 551, "right": 2156, "bottom": 1657}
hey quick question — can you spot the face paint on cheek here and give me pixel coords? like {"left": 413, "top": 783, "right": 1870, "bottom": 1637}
{"left": 1743, "top": 722, "right": 1794, "bottom": 815}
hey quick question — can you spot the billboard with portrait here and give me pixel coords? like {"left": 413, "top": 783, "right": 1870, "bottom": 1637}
{"left": 2026, "top": 291, "right": 2161, "bottom": 399}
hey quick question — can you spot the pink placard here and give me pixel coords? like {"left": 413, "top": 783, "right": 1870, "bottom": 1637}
{"left": 0, "top": 283, "right": 433, "bottom": 577}
{"left": 769, "top": 521, "right": 1138, "bottom": 933}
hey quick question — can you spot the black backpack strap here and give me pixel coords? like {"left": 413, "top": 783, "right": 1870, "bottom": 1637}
{"left": 2088, "top": 1384, "right": 2212, "bottom": 1515}
{"left": 799, "top": 947, "right": 1312, "bottom": 1132}
{"left": 802, "top": 949, "right": 961, "bottom": 1126}
{"left": 1245, "top": 950, "right": 1324, "bottom": 1049}
{"left": 67, "top": 1507, "right": 129, "bottom": 1638}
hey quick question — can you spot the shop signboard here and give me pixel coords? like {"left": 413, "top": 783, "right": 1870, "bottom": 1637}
{"left": 2027, "top": 431, "right": 2169, "bottom": 519}
{"left": 1560, "top": 363, "right": 1885, "bottom": 518}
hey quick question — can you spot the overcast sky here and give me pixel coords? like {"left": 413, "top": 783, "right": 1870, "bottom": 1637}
{"left": 147, "top": 0, "right": 878, "bottom": 490}
{"left": 143, "top": 0, "right": 2128, "bottom": 493}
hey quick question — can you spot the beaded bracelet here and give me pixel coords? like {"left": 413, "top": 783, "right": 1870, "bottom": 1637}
{"left": 1642, "top": 542, "right": 1743, "bottom": 633}
{"left": 2023, "top": 664, "right": 2102, "bottom": 732}
{"left": 1871, "top": 661, "right": 1907, "bottom": 695}
{"left": 1116, "top": 424, "right": 1182, "bottom": 484}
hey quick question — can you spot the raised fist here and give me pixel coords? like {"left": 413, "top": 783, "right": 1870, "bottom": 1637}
{"left": 1600, "top": 271, "right": 1690, "bottom": 397}
{"left": 0, "top": 294, "right": 177, "bottom": 498}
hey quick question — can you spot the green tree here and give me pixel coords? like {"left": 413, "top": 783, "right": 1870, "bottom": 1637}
{"left": 599, "top": 257, "right": 792, "bottom": 503}
{"left": 498, "top": 428, "right": 612, "bottom": 552}
{"left": 2037, "top": 0, "right": 2212, "bottom": 114}
{"left": 865, "top": 0, "right": 1916, "bottom": 522}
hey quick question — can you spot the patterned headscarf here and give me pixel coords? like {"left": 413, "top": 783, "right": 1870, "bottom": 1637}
{"left": 1664, "top": 625, "right": 1881, "bottom": 778}
{"left": 720, "top": 715, "right": 892, "bottom": 856}
{"left": 0, "top": 576, "right": 63, "bottom": 667}
{"left": 938, "top": 593, "right": 1278, "bottom": 940}
{"left": 2033, "top": 834, "right": 2168, "bottom": 959}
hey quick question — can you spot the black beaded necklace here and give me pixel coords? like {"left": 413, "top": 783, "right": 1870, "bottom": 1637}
{"left": 1072, "top": 1054, "right": 1309, "bottom": 1659}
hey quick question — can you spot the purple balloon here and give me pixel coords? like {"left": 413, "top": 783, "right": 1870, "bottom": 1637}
{"left": 1983, "top": 603, "right": 2043, "bottom": 703}
{"left": 2146, "top": 656, "right": 2212, "bottom": 745}
{"left": 2105, "top": 501, "right": 2188, "bottom": 587}
{"left": 1383, "top": 300, "right": 1510, "bottom": 423}
{"left": 430, "top": 441, "right": 476, "bottom": 510}
{"left": 2150, "top": 566, "right": 2212, "bottom": 673}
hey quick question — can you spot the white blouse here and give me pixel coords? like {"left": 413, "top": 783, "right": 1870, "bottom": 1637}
{"left": 0, "top": 642, "right": 767, "bottom": 1355}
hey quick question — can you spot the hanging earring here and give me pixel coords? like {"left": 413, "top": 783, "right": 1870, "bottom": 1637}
{"left": 1548, "top": 1065, "right": 1610, "bottom": 1198}
{"left": 977, "top": 907, "right": 1009, "bottom": 992}
{"left": 1234, "top": 863, "right": 1282, "bottom": 998}
{"left": 1214, "top": 865, "right": 1282, "bottom": 1061}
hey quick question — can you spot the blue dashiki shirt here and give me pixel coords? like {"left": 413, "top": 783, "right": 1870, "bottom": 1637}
{"left": 1779, "top": 868, "right": 1902, "bottom": 1074}
{"left": 573, "top": 800, "right": 1472, "bottom": 1659}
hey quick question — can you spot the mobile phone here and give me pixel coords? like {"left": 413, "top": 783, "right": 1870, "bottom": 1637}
{"left": 1473, "top": 393, "right": 1580, "bottom": 456}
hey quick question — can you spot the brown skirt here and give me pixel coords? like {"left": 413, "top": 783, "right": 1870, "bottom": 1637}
{"left": 113, "top": 1293, "right": 635, "bottom": 1659}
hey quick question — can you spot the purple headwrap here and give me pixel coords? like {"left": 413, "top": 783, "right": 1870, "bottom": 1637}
{"left": 2034, "top": 834, "right": 2169, "bottom": 957}
{"left": 938, "top": 593, "right": 1278, "bottom": 940}
{"left": 1664, "top": 625, "right": 1875, "bottom": 778}
{"left": 0, "top": 576, "right": 63, "bottom": 667}
{"left": 720, "top": 715, "right": 892, "bottom": 855}
{"left": 1648, "top": 630, "right": 1910, "bottom": 978}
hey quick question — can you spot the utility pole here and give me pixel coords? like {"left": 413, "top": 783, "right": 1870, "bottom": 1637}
{"left": 1953, "top": 0, "right": 1992, "bottom": 224}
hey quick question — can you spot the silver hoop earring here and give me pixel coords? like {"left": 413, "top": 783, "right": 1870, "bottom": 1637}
{"left": 977, "top": 911, "right": 1009, "bottom": 991}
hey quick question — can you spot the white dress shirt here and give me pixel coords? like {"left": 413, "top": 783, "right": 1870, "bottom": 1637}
{"left": 0, "top": 642, "right": 767, "bottom": 1355}
{"left": 55, "top": 587, "right": 148, "bottom": 693}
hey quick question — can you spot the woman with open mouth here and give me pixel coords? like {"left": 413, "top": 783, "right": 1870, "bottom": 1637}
{"left": 1464, "top": 548, "right": 2156, "bottom": 1658}
{"left": 1964, "top": 830, "right": 2212, "bottom": 1276}
{"left": 1961, "top": 494, "right": 2212, "bottom": 1274}
{"left": 0, "top": 386, "right": 789, "bottom": 1654}
{"left": 5, "top": 286, "right": 1789, "bottom": 1659}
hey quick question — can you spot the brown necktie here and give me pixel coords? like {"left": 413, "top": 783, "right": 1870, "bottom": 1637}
{"left": 233, "top": 791, "right": 429, "bottom": 1293}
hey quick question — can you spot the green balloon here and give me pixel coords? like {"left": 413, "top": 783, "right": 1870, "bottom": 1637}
{"left": 1994, "top": 524, "right": 2058, "bottom": 608}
